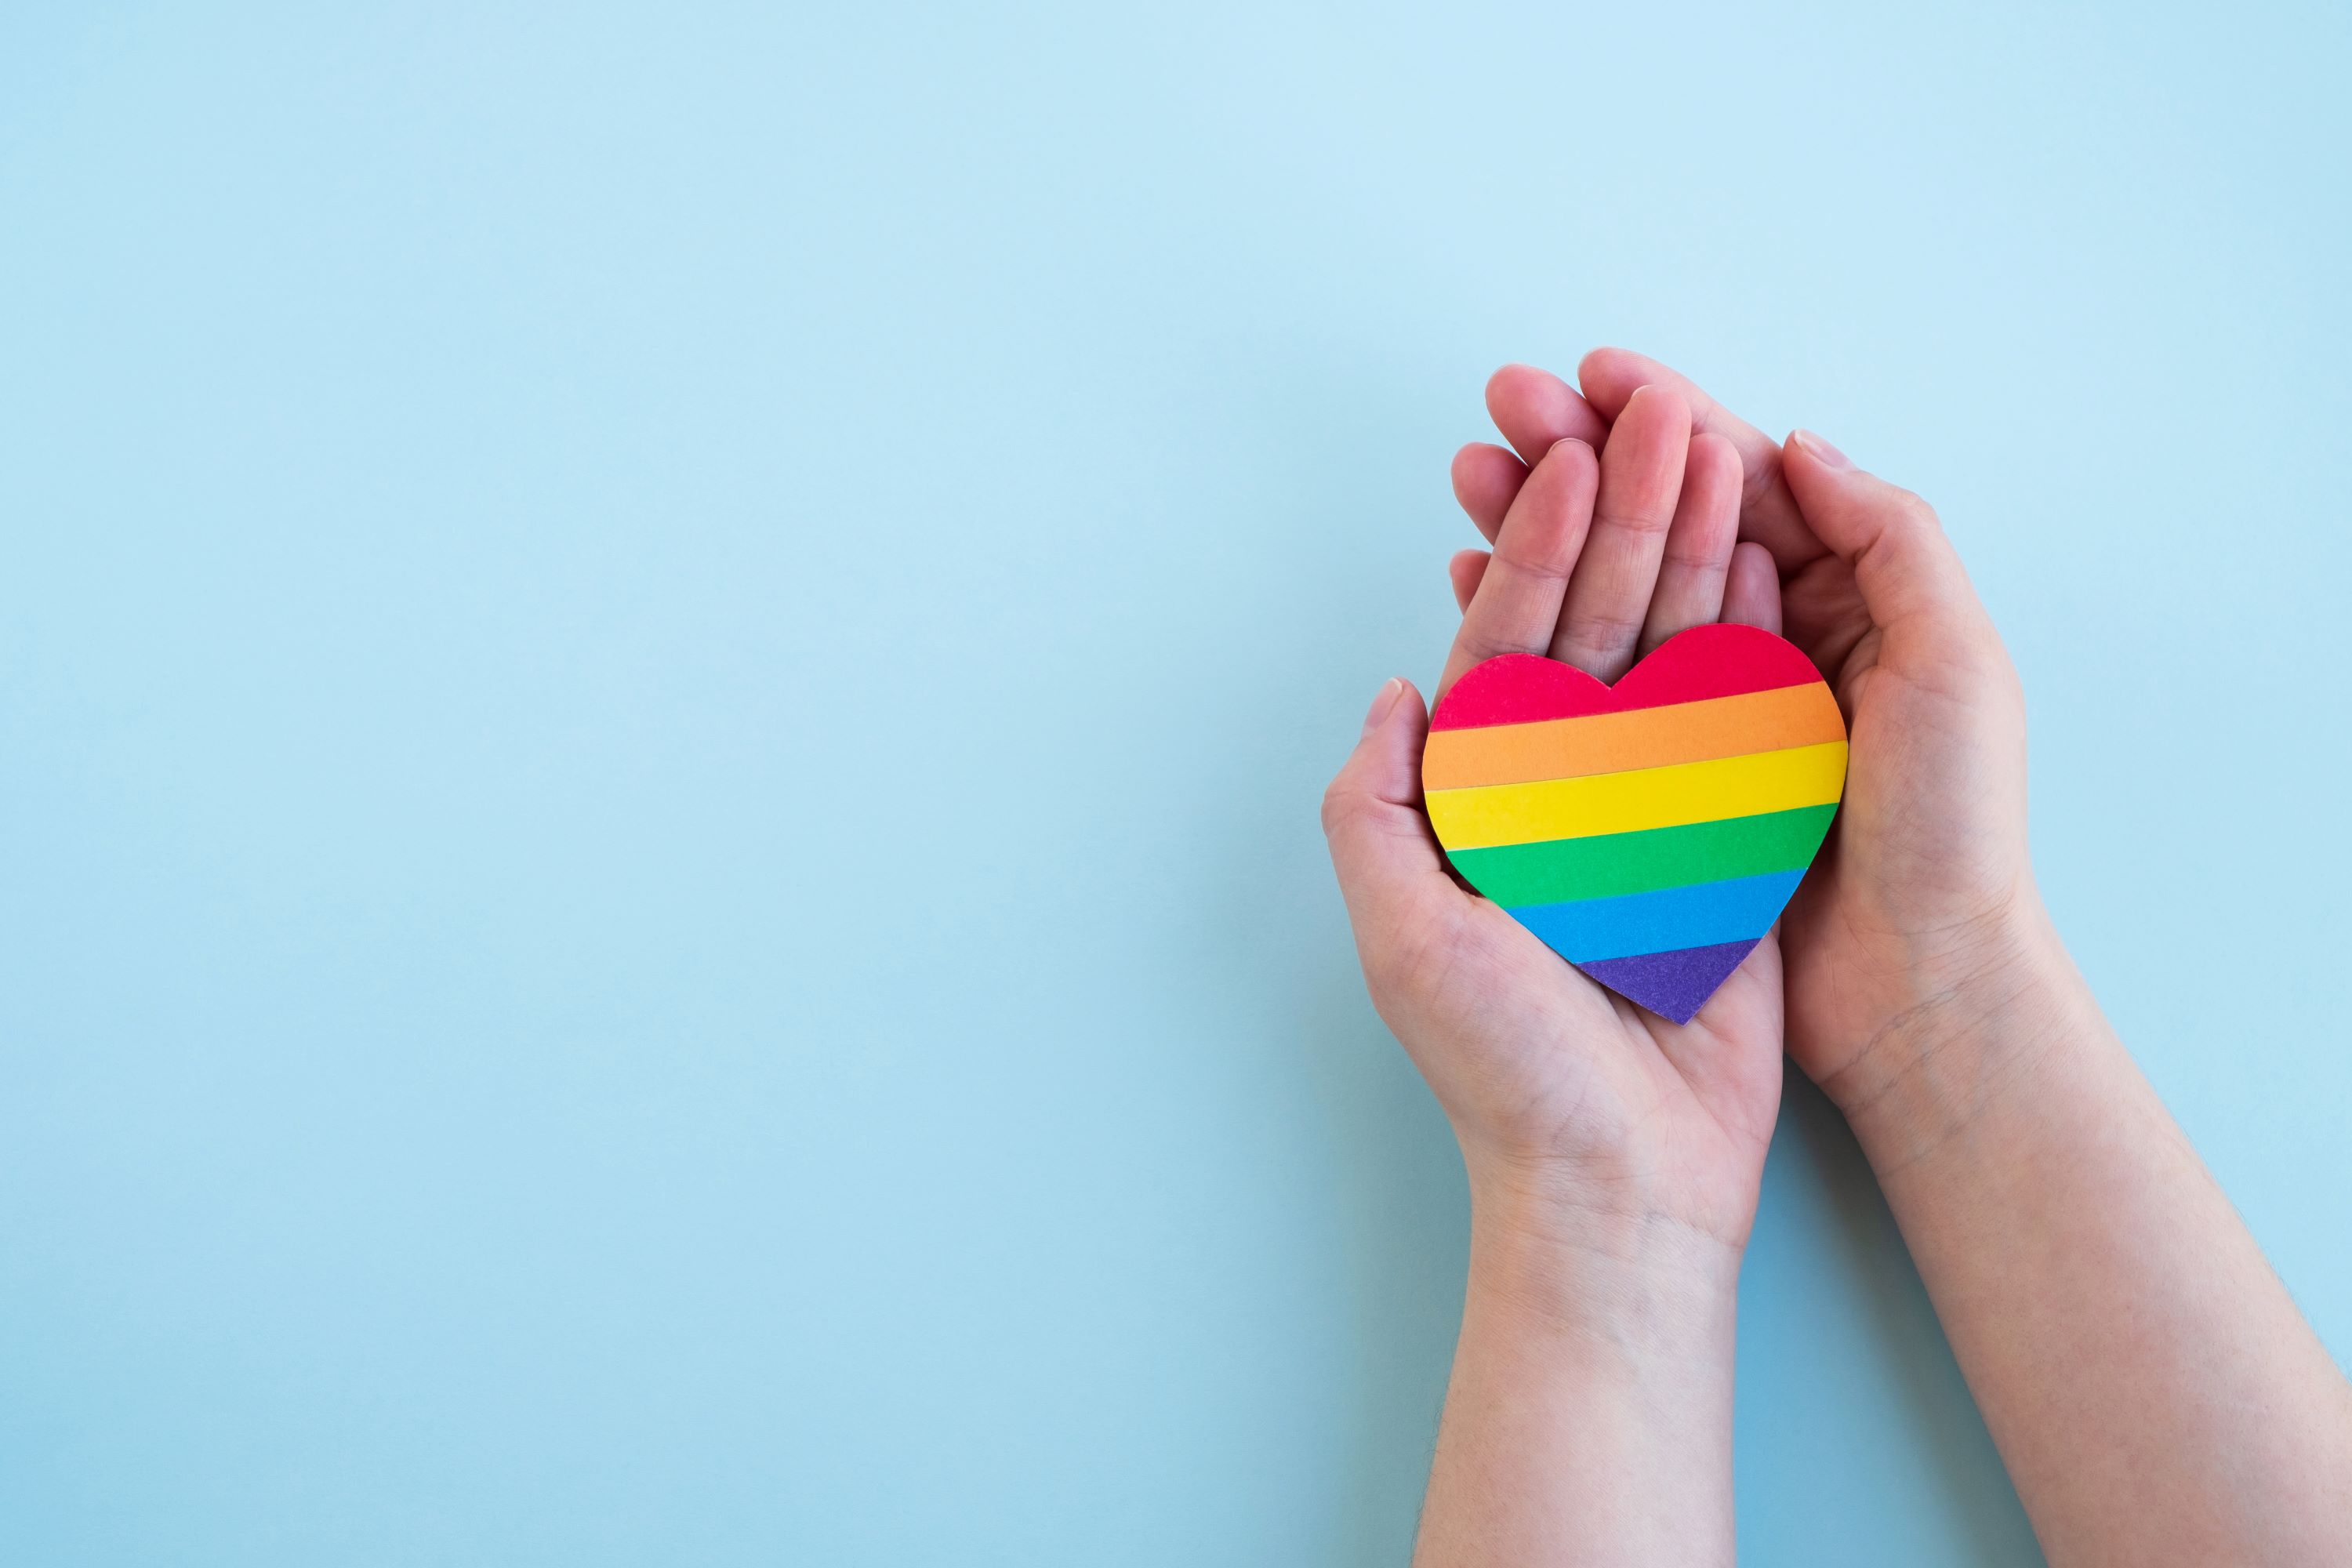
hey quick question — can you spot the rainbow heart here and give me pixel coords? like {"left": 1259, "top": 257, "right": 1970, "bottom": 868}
{"left": 1421, "top": 625, "right": 1847, "bottom": 1023}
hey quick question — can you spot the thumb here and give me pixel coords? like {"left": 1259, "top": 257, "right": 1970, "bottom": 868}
{"left": 1781, "top": 429, "right": 1990, "bottom": 641}
{"left": 1319, "top": 678, "right": 1455, "bottom": 927}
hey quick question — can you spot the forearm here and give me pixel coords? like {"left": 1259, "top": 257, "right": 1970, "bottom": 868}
{"left": 1414, "top": 1181, "right": 1742, "bottom": 1568}
{"left": 1832, "top": 911, "right": 2352, "bottom": 1566}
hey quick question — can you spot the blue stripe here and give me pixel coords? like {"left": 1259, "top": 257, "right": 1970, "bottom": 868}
{"left": 1507, "top": 869, "right": 1806, "bottom": 963}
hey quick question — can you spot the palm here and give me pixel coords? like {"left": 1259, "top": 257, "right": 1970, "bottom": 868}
{"left": 1776, "top": 549, "right": 2030, "bottom": 1087}
{"left": 1358, "top": 376, "right": 1795, "bottom": 1247}
{"left": 1376, "top": 882, "right": 1784, "bottom": 1247}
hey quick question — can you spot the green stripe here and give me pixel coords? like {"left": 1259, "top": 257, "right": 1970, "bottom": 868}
{"left": 1446, "top": 804, "right": 1838, "bottom": 906}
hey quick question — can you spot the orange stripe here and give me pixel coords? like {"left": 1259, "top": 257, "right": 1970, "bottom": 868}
{"left": 1421, "top": 682, "right": 1846, "bottom": 790}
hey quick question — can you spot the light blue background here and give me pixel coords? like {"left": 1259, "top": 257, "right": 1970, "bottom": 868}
{"left": 3, "top": 3, "right": 2346, "bottom": 1563}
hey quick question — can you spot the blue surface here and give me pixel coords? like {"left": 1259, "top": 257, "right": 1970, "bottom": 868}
{"left": 1515, "top": 869, "right": 1807, "bottom": 960}
{"left": 2, "top": 4, "right": 2347, "bottom": 1563}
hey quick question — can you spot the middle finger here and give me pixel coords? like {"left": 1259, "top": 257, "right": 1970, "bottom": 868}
{"left": 1551, "top": 384, "right": 1690, "bottom": 681}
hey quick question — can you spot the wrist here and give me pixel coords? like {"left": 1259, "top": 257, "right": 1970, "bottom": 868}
{"left": 1462, "top": 1164, "right": 1744, "bottom": 1355}
{"left": 1818, "top": 907, "right": 2095, "bottom": 1174}
{"left": 1428, "top": 1158, "right": 1744, "bottom": 1568}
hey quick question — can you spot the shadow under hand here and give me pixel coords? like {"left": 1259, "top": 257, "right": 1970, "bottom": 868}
{"left": 1297, "top": 945, "right": 1468, "bottom": 1566}
{"left": 1737, "top": 1075, "right": 2045, "bottom": 1566}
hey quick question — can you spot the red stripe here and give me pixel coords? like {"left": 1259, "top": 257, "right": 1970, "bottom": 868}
{"left": 1431, "top": 624, "right": 1824, "bottom": 731}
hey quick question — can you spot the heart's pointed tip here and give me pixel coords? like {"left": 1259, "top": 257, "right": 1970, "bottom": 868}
{"left": 1577, "top": 939, "right": 1761, "bottom": 1025}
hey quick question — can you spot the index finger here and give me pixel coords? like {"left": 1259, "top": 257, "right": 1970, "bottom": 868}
{"left": 1436, "top": 436, "right": 1599, "bottom": 699}
{"left": 1445, "top": 365, "right": 1611, "bottom": 545}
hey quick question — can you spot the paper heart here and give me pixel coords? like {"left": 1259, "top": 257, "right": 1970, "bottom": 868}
{"left": 1422, "top": 625, "right": 1847, "bottom": 1024}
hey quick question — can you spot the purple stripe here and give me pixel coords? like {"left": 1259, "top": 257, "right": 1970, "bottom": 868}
{"left": 1577, "top": 939, "right": 1762, "bottom": 1024}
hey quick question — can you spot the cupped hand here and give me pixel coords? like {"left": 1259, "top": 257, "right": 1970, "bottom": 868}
{"left": 1322, "top": 387, "right": 1789, "bottom": 1261}
{"left": 1458, "top": 355, "right": 2040, "bottom": 1112}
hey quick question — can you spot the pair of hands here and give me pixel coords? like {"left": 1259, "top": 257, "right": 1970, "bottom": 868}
{"left": 1322, "top": 350, "right": 2039, "bottom": 1272}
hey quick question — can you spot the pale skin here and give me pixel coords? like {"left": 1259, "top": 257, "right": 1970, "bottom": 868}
{"left": 1321, "top": 351, "right": 2352, "bottom": 1566}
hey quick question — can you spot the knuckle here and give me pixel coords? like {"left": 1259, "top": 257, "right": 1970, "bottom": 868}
{"left": 1319, "top": 779, "right": 1369, "bottom": 840}
{"left": 1660, "top": 539, "right": 1730, "bottom": 570}
{"left": 1359, "top": 946, "right": 1423, "bottom": 1007}
{"left": 1892, "top": 488, "right": 1943, "bottom": 534}
{"left": 1489, "top": 537, "right": 1575, "bottom": 583}
{"left": 1577, "top": 604, "right": 1646, "bottom": 642}
{"left": 1454, "top": 628, "right": 1520, "bottom": 666}
{"left": 1360, "top": 913, "right": 1450, "bottom": 1004}
{"left": 1592, "top": 504, "right": 1672, "bottom": 539}
{"left": 1562, "top": 609, "right": 1645, "bottom": 670}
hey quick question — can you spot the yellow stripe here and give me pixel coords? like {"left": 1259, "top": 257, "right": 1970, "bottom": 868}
{"left": 1425, "top": 742, "right": 1849, "bottom": 850}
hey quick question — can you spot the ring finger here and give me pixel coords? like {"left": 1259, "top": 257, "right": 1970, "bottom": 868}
{"left": 1638, "top": 431, "right": 1743, "bottom": 653}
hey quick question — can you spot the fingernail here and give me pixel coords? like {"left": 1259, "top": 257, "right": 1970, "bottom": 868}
{"left": 1359, "top": 677, "right": 1405, "bottom": 738}
{"left": 1791, "top": 429, "right": 1852, "bottom": 470}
